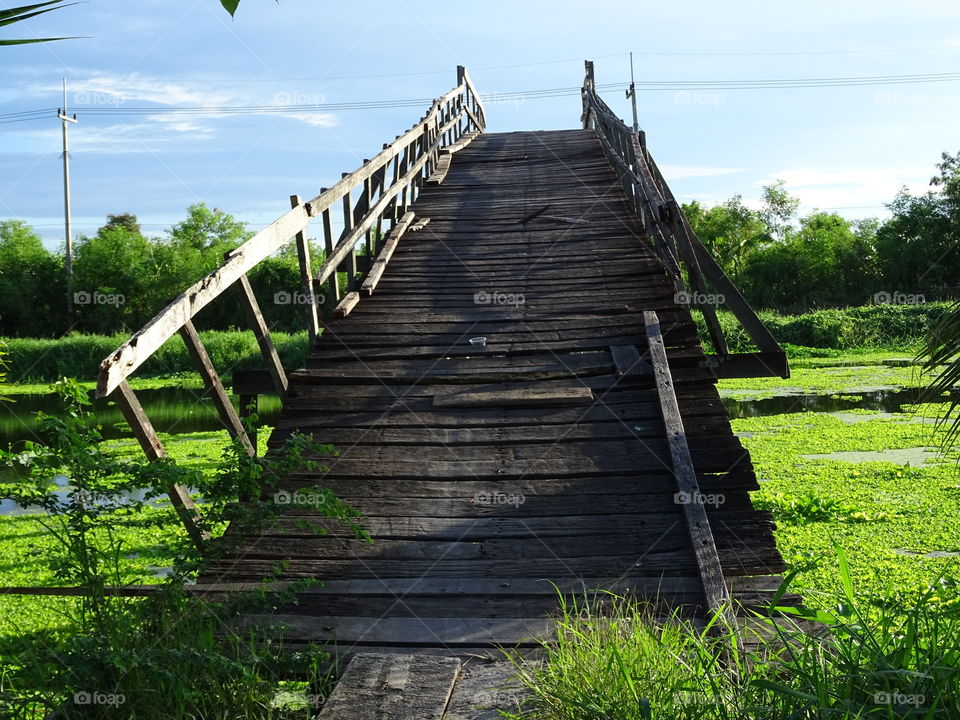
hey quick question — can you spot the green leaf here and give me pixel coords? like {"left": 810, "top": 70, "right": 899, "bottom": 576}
{"left": 220, "top": 0, "right": 240, "bottom": 16}
{"left": 834, "top": 542, "right": 856, "bottom": 606}
{"left": 0, "top": 0, "right": 77, "bottom": 27}
{"left": 0, "top": 36, "right": 79, "bottom": 44}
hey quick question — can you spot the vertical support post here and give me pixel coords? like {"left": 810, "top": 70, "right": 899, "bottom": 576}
{"left": 113, "top": 380, "right": 209, "bottom": 548}
{"left": 321, "top": 203, "right": 340, "bottom": 309}
{"left": 341, "top": 177, "right": 359, "bottom": 290}
{"left": 291, "top": 194, "right": 320, "bottom": 344}
{"left": 582, "top": 60, "right": 595, "bottom": 129}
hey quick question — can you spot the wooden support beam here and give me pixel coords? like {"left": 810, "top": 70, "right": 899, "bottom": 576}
{"left": 96, "top": 204, "right": 310, "bottom": 397}
{"left": 441, "top": 130, "right": 479, "bottom": 155}
{"left": 321, "top": 204, "right": 341, "bottom": 308}
{"left": 113, "top": 380, "right": 209, "bottom": 547}
{"left": 643, "top": 311, "right": 732, "bottom": 620}
{"left": 360, "top": 211, "right": 415, "bottom": 296}
{"left": 313, "top": 110, "right": 464, "bottom": 287}
{"left": 425, "top": 154, "right": 452, "bottom": 185}
{"left": 237, "top": 274, "right": 288, "bottom": 403}
{"left": 700, "top": 351, "right": 790, "bottom": 379}
{"left": 178, "top": 320, "right": 256, "bottom": 456}
{"left": 334, "top": 291, "right": 360, "bottom": 318}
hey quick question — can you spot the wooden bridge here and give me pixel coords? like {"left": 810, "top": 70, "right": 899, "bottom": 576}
{"left": 97, "top": 62, "right": 792, "bottom": 716}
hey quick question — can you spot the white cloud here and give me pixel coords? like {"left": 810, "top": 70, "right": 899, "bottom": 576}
{"left": 660, "top": 165, "right": 745, "bottom": 180}
{"left": 13, "top": 70, "right": 341, "bottom": 131}
{"left": 757, "top": 166, "right": 934, "bottom": 215}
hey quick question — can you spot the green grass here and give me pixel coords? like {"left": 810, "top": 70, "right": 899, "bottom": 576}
{"left": 3, "top": 330, "right": 309, "bottom": 384}
{"left": 732, "top": 404, "right": 960, "bottom": 604}
{"left": 0, "top": 427, "right": 271, "bottom": 642}
{"left": 2, "top": 374, "right": 205, "bottom": 396}
{"left": 504, "top": 562, "right": 960, "bottom": 719}
{"left": 719, "top": 358, "right": 938, "bottom": 400}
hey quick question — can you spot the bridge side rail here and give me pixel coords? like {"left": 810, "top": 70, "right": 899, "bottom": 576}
{"left": 94, "top": 66, "right": 486, "bottom": 548}
{"left": 581, "top": 60, "right": 788, "bottom": 380}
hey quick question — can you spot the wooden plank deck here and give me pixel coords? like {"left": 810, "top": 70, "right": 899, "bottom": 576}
{"left": 198, "top": 129, "right": 788, "bottom": 660}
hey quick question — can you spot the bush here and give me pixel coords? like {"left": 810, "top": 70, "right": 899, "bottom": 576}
{"left": 694, "top": 302, "right": 952, "bottom": 352}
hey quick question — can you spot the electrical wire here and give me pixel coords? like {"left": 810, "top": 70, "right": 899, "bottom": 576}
{"left": 2, "top": 69, "right": 959, "bottom": 124}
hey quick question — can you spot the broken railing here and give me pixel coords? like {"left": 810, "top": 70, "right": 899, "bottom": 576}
{"left": 95, "top": 67, "right": 486, "bottom": 547}
{"left": 581, "top": 60, "right": 788, "bottom": 380}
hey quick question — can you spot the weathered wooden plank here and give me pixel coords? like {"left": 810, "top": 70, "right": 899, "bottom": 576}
{"left": 426, "top": 153, "right": 452, "bottom": 184}
{"left": 179, "top": 320, "right": 255, "bottom": 456}
{"left": 201, "top": 550, "right": 781, "bottom": 581}
{"left": 432, "top": 386, "right": 594, "bottom": 408}
{"left": 442, "top": 662, "right": 527, "bottom": 720}
{"left": 318, "top": 654, "right": 460, "bottom": 720}
{"left": 113, "top": 380, "right": 209, "bottom": 547}
{"left": 335, "top": 290, "right": 360, "bottom": 318}
{"left": 96, "top": 204, "right": 310, "bottom": 397}
{"left": 361, "top": 211, "right": 415, "bottom": 296}
{"left": 610, "top": 345, "right": 653, "bottom": 377}
{"left": 246, "top": 616, "right": 543, "bottom": 646}
{"left": 645, "top": 311, "right": 731, "bottom": 617}
{"left": 244, "top": 510, "right": 770, "bottom": 541}
{"left": 237, "top": 274, "right": 288, "bottom": 401}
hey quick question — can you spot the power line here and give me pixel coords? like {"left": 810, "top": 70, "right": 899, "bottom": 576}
{"left": 3, "top": 69, "right": 960, "bottom": 125}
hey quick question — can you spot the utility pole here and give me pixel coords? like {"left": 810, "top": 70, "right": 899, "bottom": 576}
{"left": 625, "top": 51, "right": 639, "bottom": 133}
{"left": 58, "top": 78, "right": 78, "bottom": 325}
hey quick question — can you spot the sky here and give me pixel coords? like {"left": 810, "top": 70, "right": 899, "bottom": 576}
{"left": 2, "top": 0, "right": 960, "bottom": 249}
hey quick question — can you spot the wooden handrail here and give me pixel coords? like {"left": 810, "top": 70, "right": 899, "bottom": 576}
{"left": 581, "top": 60, "right": 788, "bottom": 380}
{"left": 94, "top": 68, "right": 486, "bottom": 548}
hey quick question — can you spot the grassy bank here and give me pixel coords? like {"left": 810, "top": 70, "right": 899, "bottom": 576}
{"left": 0, "top": 428, "right": 268, "bottom": 640}
{"left": 3, "top": 330, "right": 310, "bottom": 384}
{"left": 2, "top": 302, "right": 951, "bottom": 386}
{"left": 696, "top": 301, "right": 950, "bottom": 352}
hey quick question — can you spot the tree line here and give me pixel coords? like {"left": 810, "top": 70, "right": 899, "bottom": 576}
{"left": 0, "top": 204, "right": 311, "bottom": 338}
{"left": 2, "top": 150, "right": 959, "bottom": 338}
{"left": 683, "top": 151, "right": 960, "bottom": 312}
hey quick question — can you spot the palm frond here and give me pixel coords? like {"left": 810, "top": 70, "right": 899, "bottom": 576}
{"left": 1, "top": 0, "right": 81, "bottom": 45}
{"left": 918, "top": 300, "right": 960, "bottom": 451}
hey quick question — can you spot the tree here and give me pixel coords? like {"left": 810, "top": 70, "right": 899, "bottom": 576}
{"left": 168, "top": 203, "right": 251, "bottom": 252}
{"left": 73, "top": 215, "right": 159, "bottom": 333}
{"left": 876, "top": 152, "right": 960, "bottom": 293}
{"left": 740, "top": 212, "right": 877, "bottom": 311}
{"left": 683, "top": 196, "right": 768, "bottom": 279}
{"left": 760, "top": 179, "right": 800, "bottom": 242}
{"left": 0, "top": 220, "right": 64, "bottom": 336}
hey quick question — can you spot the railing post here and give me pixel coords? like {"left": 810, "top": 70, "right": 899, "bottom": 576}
{"left": 341, "top": 175, "right": 359, "bottom": 289}
{"left": 291, "top": 194, "right": 321, "bottom": 344}
{"left": 582, "top": 60, "right": 595, "bottom": 129}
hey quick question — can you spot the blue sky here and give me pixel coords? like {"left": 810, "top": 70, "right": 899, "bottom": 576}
{"left": 3, "top": 0, "right": 960, "bottom": 248}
